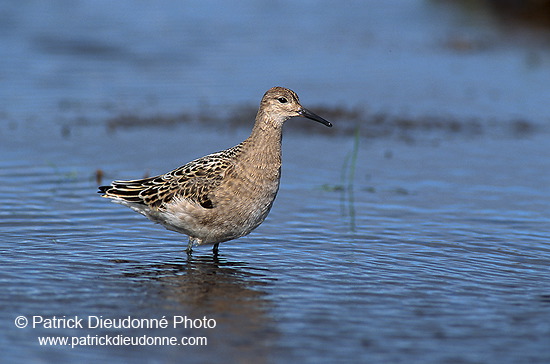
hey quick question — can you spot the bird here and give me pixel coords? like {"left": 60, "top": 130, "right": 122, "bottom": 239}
{"left": 98, "top": 87, "right": 332, "bottom": 255}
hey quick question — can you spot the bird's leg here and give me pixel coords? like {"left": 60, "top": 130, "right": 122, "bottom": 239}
{"left": 212, "top": 243, "right": 219, "bottom": 256}
{"left": 186, "top": 237, "right": 195, "bottom": 255}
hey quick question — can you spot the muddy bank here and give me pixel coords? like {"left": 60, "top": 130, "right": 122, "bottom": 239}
{"left": 105, "top": 104, "right": 541, "bottom": 142}
{"left": 444, "top": 0, "right": 550, "bottom": 28}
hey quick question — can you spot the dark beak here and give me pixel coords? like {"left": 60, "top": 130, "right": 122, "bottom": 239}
{"left": 298, "top": 108, "right": 332, "bottom": 127}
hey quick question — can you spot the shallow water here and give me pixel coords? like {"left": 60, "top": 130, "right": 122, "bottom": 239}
{"left": 3, "top": 123, "right": 550, "bottom": 363}
{"left": 2, "top": 1, "right": 550, "bottom": 363}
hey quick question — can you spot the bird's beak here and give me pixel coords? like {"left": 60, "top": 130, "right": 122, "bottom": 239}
{"left": 298, "top": 108, "right": 332, "bottom": 127}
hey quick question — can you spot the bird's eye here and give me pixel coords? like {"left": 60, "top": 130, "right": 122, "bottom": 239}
{"left": 277, "top": 97, "right": 288, "bottom": 104}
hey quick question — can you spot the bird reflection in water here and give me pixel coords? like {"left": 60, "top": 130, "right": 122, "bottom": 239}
{"left": 112, "top": 254, "right": 278, "bottom": 363}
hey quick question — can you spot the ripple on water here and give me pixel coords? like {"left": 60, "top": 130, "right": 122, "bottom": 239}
{"left": 2, "top": 128, "right": 550, "bottom": 364}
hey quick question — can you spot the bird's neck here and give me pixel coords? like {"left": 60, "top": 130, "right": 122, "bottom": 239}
{"left": 241, "top": 113, "right": 283, "bottom": 171}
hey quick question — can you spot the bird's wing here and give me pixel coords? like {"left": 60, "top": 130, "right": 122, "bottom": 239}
{"left": 99, "top": 146, "right": 241, "bottom": 210}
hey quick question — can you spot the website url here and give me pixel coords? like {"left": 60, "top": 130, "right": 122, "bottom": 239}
{"left": 38, "top": 334, "right": 207, "bottom": 348}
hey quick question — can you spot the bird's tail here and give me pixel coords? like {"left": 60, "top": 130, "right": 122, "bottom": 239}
{"left": 98, "top": 178, "right": 154, "bottom": 204}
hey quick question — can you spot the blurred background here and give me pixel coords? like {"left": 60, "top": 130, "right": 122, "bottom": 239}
{"left": 2, "top": 1, "right": 550, "bottom": 363}
{"left": 1, "top": 0, "right": 549, "bottom": 131}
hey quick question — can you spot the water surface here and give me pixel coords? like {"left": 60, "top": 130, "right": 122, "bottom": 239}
{"left": 1, "top": 1, "right": 550, "bottom": 363}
